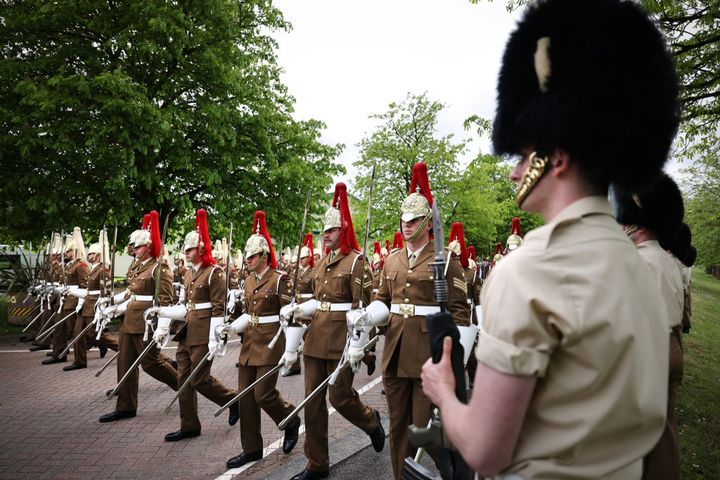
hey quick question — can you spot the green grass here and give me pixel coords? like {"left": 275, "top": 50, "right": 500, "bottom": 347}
{"left": 679, "top": 270, "right": 720, "bottom": 479}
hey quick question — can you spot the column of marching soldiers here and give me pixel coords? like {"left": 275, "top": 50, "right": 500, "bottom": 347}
{"left": 21, "top": 166, "right": 698, "bottom": 480}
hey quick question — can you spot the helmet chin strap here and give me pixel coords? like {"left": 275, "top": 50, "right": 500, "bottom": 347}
{"left": 247, "top": 251, "right": 268, "bottom": 272}
{"left": 402, "top": 213, "right": 431, "bottom": 243}
{"left": 515, "top": 151, "right": 551, "bottom": 207}
{"left": 326, "top": 232, "right": 340, "bottom": 253}
{"left": 623, "top": 225, "right": 640, "bottom": 236}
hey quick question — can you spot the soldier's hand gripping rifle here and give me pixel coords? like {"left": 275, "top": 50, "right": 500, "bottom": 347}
{"left": 402, "top": 201, "right": 471, "bottom": 480}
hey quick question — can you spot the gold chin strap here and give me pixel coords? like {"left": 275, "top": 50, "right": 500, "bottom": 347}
{"left": 403, "top": 212, "right": 432, "bottom": 243}
{"left": 623, "top": 225, "right": 640, "bottom": 236}
{"left": 515, "top": 152, "right": 549, "bottom": 207}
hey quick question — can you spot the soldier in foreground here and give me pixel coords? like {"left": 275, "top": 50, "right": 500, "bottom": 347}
{"left": 348, "top": 163, "right": 469, "bottom": 478}
{"left": 614, "top": 174, "right": 685, "bottom": 480}
{"left": 224, "top": 211, "right": 300, "bottom": 468}
{"left": 283, "top": 183, "right": 384, "bottom": 480}
{"left": 99, "top": 211, "right": 178, "bottom": 422}
{"left": 421, "top": 0, "right": 680, "bottom": 477}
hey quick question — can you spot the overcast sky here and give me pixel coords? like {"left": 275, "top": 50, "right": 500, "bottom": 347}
{"left": 271, "top": 0, "right": 684, "bottom": 185}
{"left": 272, "top": 0, "right": 521, "bottom": 184}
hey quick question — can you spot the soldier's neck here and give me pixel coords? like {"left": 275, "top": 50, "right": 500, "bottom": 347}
{"left": 406, "top": 238, "right": 429, "bottom": 255}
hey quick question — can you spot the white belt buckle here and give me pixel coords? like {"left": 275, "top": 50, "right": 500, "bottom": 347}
{"left": 186, "top": 302, "right": 195, "bottom": 312}
{"left": 319, "top": 301, "right": 331, "bottom": 312}
{"left": 399, "top": 303, "right": 414, "bottom": 316}
{"left": 250, "top": 314, "right": 259, "bottom": 326}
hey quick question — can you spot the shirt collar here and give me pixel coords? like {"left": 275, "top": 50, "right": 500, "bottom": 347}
{"left": 255, "top": 265, "right": 270, "bottom": 280}
{"left": 531, "top": 195, "right": 616, "bottom": 249}
{"left": 407, "top": 241, "right": 429, "bottom": 259}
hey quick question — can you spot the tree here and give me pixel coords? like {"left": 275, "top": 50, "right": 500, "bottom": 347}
{"left": 351, "top": 93, "right": 538, "bottom": 255}
{"left": 0, "top": 0, "right": 343, "bottom": 247}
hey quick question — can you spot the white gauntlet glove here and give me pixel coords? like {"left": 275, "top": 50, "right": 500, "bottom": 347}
{"left": 278, "top": 325, "right": 306, "bottom": 374}
{"left": 103, "top": 299, "right": 129, "bottom": 318}
{"left": 229, "top": 313, "right": 251, "bottom": 335}
{"left": 281, "top": 299, "right": 319, "bottom": 321}
{"left": 68, "top": 287, "right": 88, "bottom": 299}
{"left": 208, "top": 317, "right": 227, "bottom": 359}
{"left": 227, "top": 289, "right": 241, "bottom": 314}
{"left": 457, "top": 325, "right": 479, "bottom": 367}
{"left": 153, "top": 317, "right": 173, "bottom": 348}
{"left": 112, "top": 290, "right": 128, "bottom": 304}
{"left": 348, "top": 326, "right": 370, "bottom": 373}
{"left": 347, "top": 300, "right": 390, "bottom": 328}
{"left": 75, "top": 297, "right": 85, "bottom": 313}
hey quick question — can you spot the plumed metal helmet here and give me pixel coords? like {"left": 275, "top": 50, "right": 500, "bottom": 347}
{"left": 50, "top": 232, "right": 63, "bottom": 255}
{"left": 184, "top": 209, "right": 215, "bottom": 266}
{"left": 323, "top": 206, "right": 341, "bottom": 232}
{"left": 492, "top": 242, "right": 504, "bottom": 266}
{"left": 245, "top": 211, "right": 277, "bottom": 268}
{"left": 132, "top": 213, "right": 151, "bottom": 248}
{"left": 134, "top": 211, "right": 162, "bottom": 258}
{"left": 299, "top": 233, "right": 315, "bottom": 267}
{"left": 506, "top": 218, "right": 524, "bottom": 251}
{"left": 493, "top": 0, "right": 679, "bottom": 198}
{"left": 613, "top": 172, "right": 684, "bottom": 244}
{"left": 234, "top": 249, "right": 244, "bottom": 268}
{"left": 324, "top": 183, "right": 361, "bottom": 255}
{"left": 372, "top": 241, "right": 384, "bottom": 269}
{"left": 468, "top": 245, "right": 477, "bottom": 262}
{"left": 64, "top": 227, "right": 86, "bottom": 259}
{"left": 87, "top": 242, "right": 101, "bottom": 256}
{"left": 401, "top": 163, "right": 434, "bottom": 223}
{"left": 447, "top": 222, "right": 469, "bottom": 268}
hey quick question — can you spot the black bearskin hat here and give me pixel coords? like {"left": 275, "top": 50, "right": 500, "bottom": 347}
{"left": 683, "top": 246, "right": 696, "bottom": 268}
{"left": 493, "top": 0, "right": 679, "bottom": 190}
{"left": 613, "top": 173, "right": 684, "bottom": 244}
{"left": 662, "top": 222, "right": 691, "bottom": 259}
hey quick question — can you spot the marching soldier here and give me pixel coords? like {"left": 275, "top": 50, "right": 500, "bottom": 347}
{"left": 491, "top": 242, "right": 504, "bottom": 266}
{"left": 348, "top": 163, "right": 469, "bottom": 478}
{"left": 283, "top": 183, "right": 385, "bottom": 480}
{"left": 614, "top": 173, "right": 685, "bottom": 480}
{"left": 42, "top": 228, "right": 90, "bottom": 365}
{"left": 64, "top": 233, "right": 118, "bottom": 370}
{"left": 505, "top": 217, "right": 523, "bottom": 253}
{"left": 370, "top": 241, "right": 384, "bottom": 298}
{"left": 29, "top": 233, "right": 63, "bottom": 352}
{"left": 421, "top": 0, "right": 679, "bottom": 477}
{"left": 98, "top": 211, "right": 178, "bottom": 422}
{"left": 224, "top": 211, "right": 300, "bottom": 468}
{"left": 145, "top": 209, "right": 240, "bottom": 441}
{"left": 173, "top": 253, "right": 187, "bottom": 284}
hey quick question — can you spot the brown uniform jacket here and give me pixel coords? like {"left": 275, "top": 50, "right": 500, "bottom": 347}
{"left": 295, "top": 265, "right": 314, "bottom": 302}
{"left": 172, "top": 264, "right": 225, "bottom": 346}
{"left": 173, "top": 266, "right": 187, "bottom": 284}
{"left": 238, "top": 268, "right": 293, "bottom": 366}
{"left": 120, "top": 258, "right": 173, "bottom": 334}
{"left": 80, "top": 263, "right": 111, "bottom": 317}
{"left": 62, "top": 259, "right": 90, "bottom": 312}
{"left": 304, "top": 251, "right": 371, "bottom": 360}
{"left": 376, "top": 242, "right": 469, "bottom": 378}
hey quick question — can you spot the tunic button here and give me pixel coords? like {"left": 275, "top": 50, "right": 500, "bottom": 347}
{"left": 404, "top": 298, "right": 410, "bottom": 303}
{"left": 324, "top": 280, "right": 328, "bottom": 284}
{"left": 327, "top": 268, "right": 331, "bottom": 272}
{"left": 408, "top": 270, "right": 412, "bottom": 273}
{"left": 323, "top": 294, "right": 327, "bottom": 298}
{"left": 405, "top": 283, "right": 410, "bottom": 287}
{"left": 404, "top": 315, "right": 409, "bottom": 319}
{"left": 253, "top": 301, "right": 257, "bottom": 304}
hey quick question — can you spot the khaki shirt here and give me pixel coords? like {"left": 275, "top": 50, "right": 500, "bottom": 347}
{"left": 637, "top": 241, "right": 684, "bottom": 330}
{"left": 376, "top": 242, "right": 469, "bottom": 378}
{"left": 238, "top": 268, "right": 292, "bottom": 366}
{"left": 477, "top": 196, "right": 668, "bottom": 479}
{"left": 62, "top": 259, "right": 90, "bottom": 312}
{"left": 173, "top": 264, "right": 225, "bottom": 346}
{"left": 121, "top": 258, "right": 173, "bottom": 334}
{"left": 304, "top": 251, "right": 371, "bottom": 360}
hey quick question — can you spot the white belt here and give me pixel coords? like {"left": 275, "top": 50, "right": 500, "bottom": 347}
{"left": 297, "top": 293, "right": 313, "bottom": 299}
{"left": 66, "top": 284, "right": 78, "bottom": 288}
{"left": 53, "top": 282, "right": 60, "bottom": 286}
{"left": 131, "top": 294, "right": 154, "bottom": 302}
{"left": 318, "top": 302, "right": 352, "bottom": 312}
{"left": 390, "top": 303, "right": 441, "bottom": 317}
{"left": 187, "top": 301, "right": 212, "bottom": 311}
{"left": 250, "top": 314, "right": 279, "bottom": 325}
{"left": 87, "top": 290, "right": 101, "bottom": 295}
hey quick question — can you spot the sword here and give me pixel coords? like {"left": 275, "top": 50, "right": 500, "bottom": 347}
{"left": 214, "top": 363, "right": 284, "bottom": 417}
{"left": 105, "top": 340, "right": 157, "bottom": 399}
{"left": 34, "top": 310, "right": 58, "bottom": 339}
{"left": 95, "top": 350, "right": 119, "bottom": 377}
{"left": 109, "top": 225, "right": 117, "bottom": 305}
{"left": 163, "top": 349, "right": 211, "bottom": 414}
{"left": 268, "top": 192, "right": 311, "bottom": 350}
{"left": 20, "top": 304, "right": 44, "bottom": 332}
{"left": 58, "top": 317, "right": 98, "bottom": 358}
{"left": 277, "top": 335, "right": 378, "bottom": 430}
{"left": 358, "top": 164, "right": 376, "bottom": 310}
{"left": 35, "top": 309, "right": 75, "bottom": 342}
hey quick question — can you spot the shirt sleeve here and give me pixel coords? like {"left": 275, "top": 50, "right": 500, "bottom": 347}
{"left": 476, "top": 254, "right": 561, "bottom": 377}
{"left": 446, "top": 258, "right": 470, "bottom": 326}
{"left": 209, "top": 267, "right": 226, "bottom": 317}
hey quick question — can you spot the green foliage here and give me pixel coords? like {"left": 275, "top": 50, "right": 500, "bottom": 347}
{"left": 0, "top": 0, "right": 343, "bottom": 247}
{"left": 0, "top": 249, "right": 42, "bottom": 293}
{"left": 678, "top": 271, "right": 720, "bottom": 479}
{"left": 351, "top": 92, "right": 540, "bottom": 255}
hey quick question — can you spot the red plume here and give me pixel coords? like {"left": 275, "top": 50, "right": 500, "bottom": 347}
{"left": 408, "top": 162, "right": 434, "bottom": 207}
{"left": 303, "top": 232, "right": 315, "bottom": 268}
{"left": 148, "top": 210, "right": 162, "bottom": 258}
{"left": 392, "top": 231, "right": 404, "bottom": 250}
{"left": 510, "top": 217, "right": 522, "bottom": 236}
{"left": 494, "top": 242, "right": 504, "bottom": 255}
{"left": 385, "top": 239, "right": 390, "bottom": 253}
{"left": 195, "top": 209, "right": 216, "bottom": 267}
{"left": 252, "top": 211, "right": 276, "bottom": 269}
{"left": 141, "top": 214, "right": 150, "bottom": 230}
{"left": 468, "top": 245, "right": 477, "bottom": 261}
{"left": 331, "top": 183, "right": 360, "bottom": 255}
{"left": 448, "top": 222, "right": 469, "bottom": 268}
{"left": 372, "top": 241, "right": 384, "bottom": 270}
